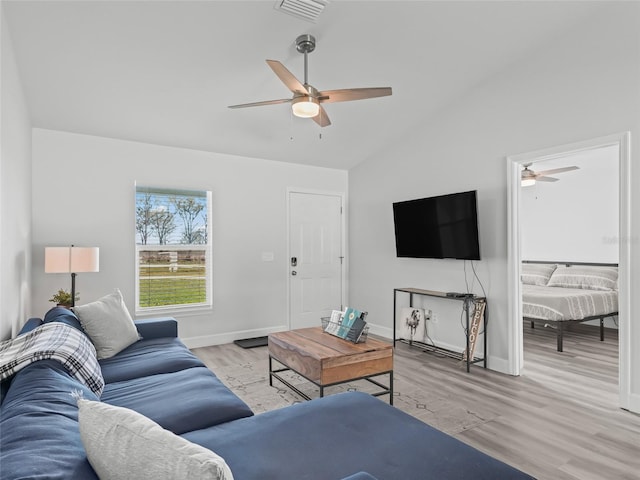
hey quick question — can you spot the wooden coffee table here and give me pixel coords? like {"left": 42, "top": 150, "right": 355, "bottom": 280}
{"left": 268, "top": 327, "right": 393, "bottom": 404}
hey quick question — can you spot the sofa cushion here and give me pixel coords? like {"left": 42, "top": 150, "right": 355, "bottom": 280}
{"left": 78, "top": 398, "right": 233, "bottom": 480}
{"left": 134, "top": 317, "right": 178, "bottom": 339}
{"left": 17, "top": 317, "right": 44, "bottom": 335}
{"left": 0, "top": 361, "right": 99, "bottom": 480}
{"left": 547, "top": 265, "right": 618, "bottom": 291}
{"left": 101, "top": 366, "right": 253, "bottom": 434}
{"left": 521, "top": 263, "right": 556, "bottom": 286}
{"left": 100, "top": 336, "right": 206, "bottom": 384}
{"left": 73, "top": 289, "right": 140, "bottom": 359}
{"left": 43, "top": 306, "right": 85, "bottom": 332}
{"left": 183, "top": 392, "right": 533, "bottom": 480}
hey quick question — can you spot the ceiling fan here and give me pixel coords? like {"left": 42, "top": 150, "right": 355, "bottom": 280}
{"left": 521, "top": 163, "right": 579, "bottom": 186}
{"left": 228, "top": 34, "right": 392, "bottom": 127}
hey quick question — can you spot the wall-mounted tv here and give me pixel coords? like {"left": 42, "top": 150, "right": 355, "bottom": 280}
{"left": 393, "top": 190, "right": 480, "bottom": 260}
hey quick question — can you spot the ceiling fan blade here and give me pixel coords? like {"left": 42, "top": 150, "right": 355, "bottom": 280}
{"left": 318, "top": 87, "right": 392, "bottom": 104}
{"left": 266, "top": 60, "right": 308, "bottom": 95}
{"left": 536, "top": 176, "right": 559, "bottom": 182}
{"left": 228, "top": 98, "right": 291, "bottom": 109}
{"left": 312, "top": 105, "right": 331, "bottom": 127}
{"left": 535, "top": 166, "right": 579, "bottom": 176}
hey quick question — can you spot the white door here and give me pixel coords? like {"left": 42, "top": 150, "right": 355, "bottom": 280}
{"left": 289, "top": 191, "right": 344, "bottom": 330}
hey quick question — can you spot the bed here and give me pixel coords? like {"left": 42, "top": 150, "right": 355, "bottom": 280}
{"left": 521, "top": 262, "right": 618, "bottom": 352}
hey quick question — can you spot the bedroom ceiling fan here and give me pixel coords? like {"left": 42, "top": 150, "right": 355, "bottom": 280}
{"left": 228, "top": 34, "right": 392, "bottom": 127}
{"left": 521, "top": 163, "right": 579, "bottom": 187}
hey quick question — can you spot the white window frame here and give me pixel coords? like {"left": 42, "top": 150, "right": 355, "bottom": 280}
{"left": 134, "top": 186, "right": 212, "bottom": 315}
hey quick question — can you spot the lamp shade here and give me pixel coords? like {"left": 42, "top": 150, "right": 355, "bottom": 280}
{"left": 45, "top": 247, "right": 100, "bottom": 273}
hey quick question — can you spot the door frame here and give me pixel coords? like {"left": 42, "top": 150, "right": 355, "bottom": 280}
{"left": 506, "top": 132, "right": 631, "bottom": 409}
{"left": 286, "top": 187, "right": 347, "bottom": 330}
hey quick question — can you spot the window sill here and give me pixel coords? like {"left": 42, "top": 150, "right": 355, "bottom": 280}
{"left": 135, "top": 303, "right": 213, "bottom": 318}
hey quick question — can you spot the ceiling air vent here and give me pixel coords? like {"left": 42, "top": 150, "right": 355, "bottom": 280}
{"left": 275, "top": 0, "right": 328, "bottom": 23}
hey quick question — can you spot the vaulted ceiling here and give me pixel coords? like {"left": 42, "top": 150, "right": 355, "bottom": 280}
{"left": 3, "top": 1, "right": 605, "bottom": 169}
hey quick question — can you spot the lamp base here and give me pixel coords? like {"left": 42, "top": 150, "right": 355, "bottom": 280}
{"left": 71, "top": 272, "right": 77, "bottom": 307}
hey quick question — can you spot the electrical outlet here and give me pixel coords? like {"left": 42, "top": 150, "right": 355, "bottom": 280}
{"left": 425, "top": 309, "right": 432, "bottom": 321}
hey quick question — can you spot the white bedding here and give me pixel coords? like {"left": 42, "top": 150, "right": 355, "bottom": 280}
{"left": 522, "top": 284, "right": 618, "bottom": 321}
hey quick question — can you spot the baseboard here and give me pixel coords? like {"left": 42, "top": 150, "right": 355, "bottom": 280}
{"left": 369, "top": 322, "right": 513, "bottom": 375}
{"left": 199, "top": 322, "right": 508, "bottom": 375}
{"left": 182, "top": 325, "right": 288, "bottom": 349}
{"left": 486, "top": 355, "right": 511, "bottom": 375}
{"left": 624, "top": 392, "right": 640, "bottom": 414}
{"left": 367, "top": 322, "right": 393, "bottom": 340}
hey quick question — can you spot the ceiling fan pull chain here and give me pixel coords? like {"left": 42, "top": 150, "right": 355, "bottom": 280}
{"left": 290, "top": 108, "right": 294, "bottom": 141}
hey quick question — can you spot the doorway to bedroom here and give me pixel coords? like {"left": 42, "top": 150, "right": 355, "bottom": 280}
{"left": 507, "top": 133, "right": 630, "bottom": 410}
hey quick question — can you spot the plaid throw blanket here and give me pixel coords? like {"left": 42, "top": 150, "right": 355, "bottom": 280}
{"left": 0, "top": 322, "right": 104, "bottom": 396}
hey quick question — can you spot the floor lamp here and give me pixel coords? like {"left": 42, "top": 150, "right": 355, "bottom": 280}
{"left": 45, "top": 246, "right": 100, "bottom": 307}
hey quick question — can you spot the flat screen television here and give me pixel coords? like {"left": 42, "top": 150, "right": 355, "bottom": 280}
{"left": 393, "top": 190, "right": 480, "bottom": 260}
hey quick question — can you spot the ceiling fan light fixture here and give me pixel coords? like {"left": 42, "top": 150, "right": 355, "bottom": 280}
{"left": 292, "top": 96, "right": 320, "bottom": 118}
{"left": 228, "top": 34, "right": 391, "bottom": 127}
{"left": 521, "top": 178, "right": 536, "bottom": 187}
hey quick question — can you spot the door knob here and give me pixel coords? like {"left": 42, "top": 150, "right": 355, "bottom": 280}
{"left": 291, "top": 271, "right": 297, "bottom": 276}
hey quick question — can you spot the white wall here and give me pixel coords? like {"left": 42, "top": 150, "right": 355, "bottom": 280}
{"left": 521, "top": 145, "right": 619, "bottom": 263}
{"left": 349, "top": 4, "right": 640, "bottom": 377}
{"left": 31, "top": 129, "right": 347, "bottom": 346}
{"left": 0, "top": 7, "right": 32, "bottom": 340}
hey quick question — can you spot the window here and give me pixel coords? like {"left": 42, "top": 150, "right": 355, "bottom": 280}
{"left": 135, "top": 186, "right": 212, "bottom": 312}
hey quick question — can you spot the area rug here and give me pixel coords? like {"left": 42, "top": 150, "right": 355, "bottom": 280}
{"left": 208, "top": 347, "right": 493, "bottom": 436}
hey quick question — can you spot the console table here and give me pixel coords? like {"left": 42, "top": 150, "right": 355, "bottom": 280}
{"left": 393, "top": 288, "right": 487, "bottom": 372}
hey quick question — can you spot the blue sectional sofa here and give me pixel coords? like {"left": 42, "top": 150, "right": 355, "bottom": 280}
{"left": 0, "top": 308, "right": 534, "bottom": 480}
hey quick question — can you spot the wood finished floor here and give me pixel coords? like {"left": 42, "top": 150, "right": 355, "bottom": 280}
{"left": 193, "top": 324, "right": 640, "bottom": 480}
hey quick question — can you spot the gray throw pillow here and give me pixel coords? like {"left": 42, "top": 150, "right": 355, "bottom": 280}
{"left": 77, "top": 398, "right": 234, "bottom": 480}
{"left": 73, "top": 289, "right": 139, "bottom": 359}
{"left": 547, "top": 265, "right": 618, "bottom": 291}
{"left": 521, "top": 263, "right": 557, "bottom": 286}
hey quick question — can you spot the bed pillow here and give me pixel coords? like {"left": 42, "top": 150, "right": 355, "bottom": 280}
{"left": 521, "top": 263, "right": 557, "bottom": 286}
{"left": 73, "top": 289, "right": 139, "bottom": 359}
{"left": 547, "top": 265, "right": 618, "bottom": 291}
{"left": 77, "top": 398, "right": 234, "bottom": 480}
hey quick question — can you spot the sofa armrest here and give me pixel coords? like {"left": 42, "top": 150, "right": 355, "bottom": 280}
{"left": 2, "top": 318, "right": 44, "bottom": 404}
{"left": 135, "top": 318, "right": 178, "bottom": 339}
{"left": 18, "top": 318, "right": 44, "bottom": 336}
